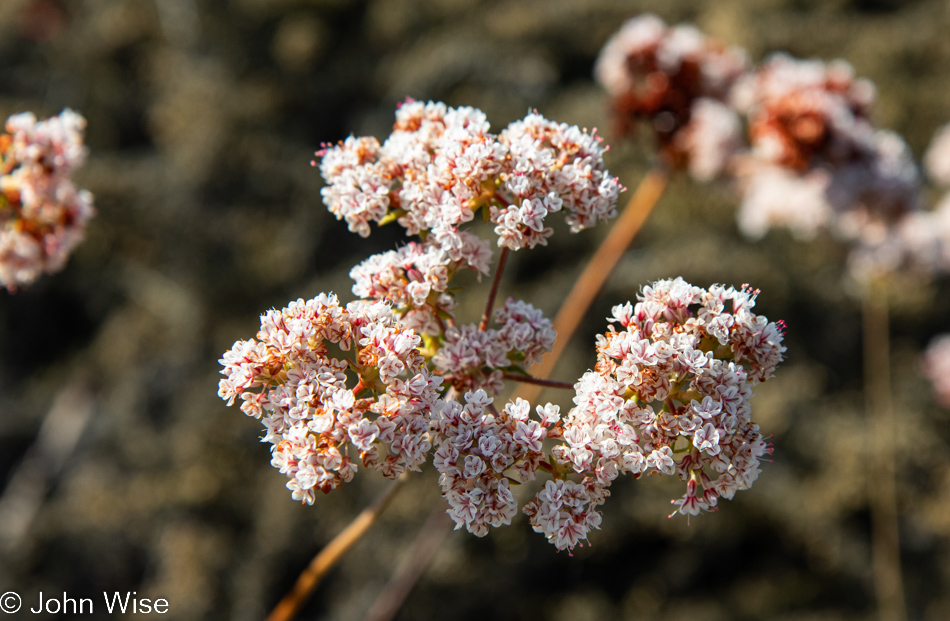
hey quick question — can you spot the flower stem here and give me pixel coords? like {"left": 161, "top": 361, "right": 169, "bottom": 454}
{"left": 518, "top": 166, "right": 669, "bottom": 404}
{"left": 862, "top": 280, "right": 907, "bottom": 621}
{"left": 363, "top": 509, "right": 453, "bottom": 621}
{"left": 479, "top": 246, "right": 510, "bottom": 332}
{"left": 501, "top": 372, "right": 574, "bottom": 390}
{"left": 266, "top": 477, "right": 405, "bottom": 621}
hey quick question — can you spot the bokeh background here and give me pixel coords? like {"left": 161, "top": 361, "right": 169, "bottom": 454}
{"left": 2, "top": 0, "right": 950, "bottom": 619}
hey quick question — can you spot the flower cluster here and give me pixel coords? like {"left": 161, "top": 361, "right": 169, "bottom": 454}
{"left": 525, "top": 278, "right": 784, "bottom": 549}
{"left": 733, "top": 53, "right": 875, "bottom": 171}
{"left": 431, "top": 390, "right": 559, "bottom": 536}
{"left": 493, "top": 113, "right": 621, "bottom": 249}
{"left": 433, "top": 297, "right": 556, "bottom": 396}
{"left": 0, "top": 109, "right": 95, "bottom": 291}
{"left": 922, "top": 335, "right": 950, "bottom": 409}
{"left": 597, "top": 14, "right": 950, "bottom": 291}
{"left": 221, "top": 92, "right": 785, "bottom": 554}
{"left": 349, "top": 233, "right": 491, "bottom": 336}
{"left": 318, "top": 100, "right": 621, "bottom": 253}
{"left": 218, "top": 294, "right": 443, "bottom": 503}
{"left": 594, "top": 14, "right": 747, "bottom": 180}
{"left": 595, "top": 17, "right": 942, "bottom": 285}
{"left": 734, "top": 54, "right": 919, "bottom": 247}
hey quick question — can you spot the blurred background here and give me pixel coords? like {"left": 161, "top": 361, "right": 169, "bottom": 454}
{"left": 2, "top": 0, "right": 950, "bottom": 619}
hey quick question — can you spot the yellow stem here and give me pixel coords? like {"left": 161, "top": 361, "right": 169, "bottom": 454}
{"left": 862, "top": 281, "right": 907, "bottom": 621}
{"left": 266, "top": 477, "right": 405, "bottom": 621}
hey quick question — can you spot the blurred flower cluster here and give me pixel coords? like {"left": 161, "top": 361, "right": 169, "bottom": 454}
{"left": 219, "top": 100, "right": 786, "bottom": 551}
{"left": 595, "top": 14, "right": 950, "bottom": 285}
{"left": 596, "top": 14, "right": 950, "bottom": 409}
{"left": 0, "top": 109, "right": 94, "bottom": 291}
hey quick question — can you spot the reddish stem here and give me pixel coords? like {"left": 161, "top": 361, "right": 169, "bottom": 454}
{"left": 501, "top": 373, "right": 574, "bottom": 390}
{"left": 479, "top": 247, "right": 510, "bottom": 331}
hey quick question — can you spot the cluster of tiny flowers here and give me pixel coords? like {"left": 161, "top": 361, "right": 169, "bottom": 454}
{"left": 318, "top": 100, "right": 621, "bottom": 254}
{"left": 732, "top": 53, "right": 875, "bottom": 171}
{"left": 493, "top": 113, "right": 621, "bottom": 249}
{"left": 734, "top": 53, "right": 919, "bottom": 247}
{"left": 217, "top": 68, "right": 792, "bottom": 551}
{"left": 594, "top": 14, "right": 747, "bottom": 181}
{"left": 0, "top": 109, "right": 95, "bottom": 291}
{"left": 522, "top": 477, "right": 608, "bottom": 552}
{"left": 431, "top": 390, "right": 559, "bottom": 536}
{"left": 527, "top": 278, "right": 784, "bottom": 550}
{"left": 433, "top": 298, "right": 556, "bottom": 396}
{"left": 922, "top": 335, "right": 950, "bottom": 409}
{"left": 217, "top": 294, "right": 442, "bottom": 503}
{"left": 349, "top": 233, "right": 491, "bottom": 336}
{"left": 597, "top": 17, "right": 941, "bottom": 284}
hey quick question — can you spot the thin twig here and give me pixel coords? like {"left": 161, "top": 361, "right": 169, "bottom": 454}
{"left": 479, "top": 246, "right": 510, "bottom": 331}
{"left": 362, "top": 509, "right": 453, "bottom": 621}
{"left": 501, "top": 372, "right": 574, "bottom": 391}
{"left": 862, "top": 281, "right": 907, "bottom": 621}
{"left": 518, "top": 166, "right": 669, "bottom": 405}
{"left": 267, "top": 477, "right": 406, "bottom": 621}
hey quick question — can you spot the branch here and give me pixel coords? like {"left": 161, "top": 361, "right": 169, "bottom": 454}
{"left": 501, "top": 372, "right": 574, "bottom": 390}
{"left": 362, "top": 509, "right": 453, "bottom": 621}
{"left": 266, "top": 477, "right": 405, "bottom": 621}
{"left": 862, "top": 281, "right": 907, "bottom": 621}
{"left": 479, "top": 246, "right": 510, "bottom": 331}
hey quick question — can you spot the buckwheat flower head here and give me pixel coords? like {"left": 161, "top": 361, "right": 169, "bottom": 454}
{"left": 388, "top": 102, "right": 507, "bottom": 245}
{"left": 431, "top": 390, "right": 558, "bottom": 536}
{"left": 922, "top": 335, "right": 950, "bottom": 408}
{"left": 218, "top": 293, "right": 443, "bottom": 503}
{"left": 733, "top": 53, "right": 875, "bottom": 170}
{"left": 544, "top": 278, "right": 783, "bottom": 529}
{"left": 735, "top": 54, "right": 919, "bottom": 244}
{"left": 492, "top": 113, "right": 622, "bottom": 249}
{"left": 925, "top": 123, "right": 950, "bottom": 188}
{"left": 594, "top": 14, "right": 747, "bottom": 178}
{"left": 522, "top": 478, "right": 607, "bottom": 552}
{"left": 0, "top": 109, "right": 95, "bottom": 291}
{"left": 349, "top": 233, "right": 491, "bottom": 336}
{"left": 318, "top": 101, "right": 505, "bottom": 249}
{"left": 317, "top": 101, "right": 621, "bottom": 254}
{"left": 432, "top": 297, "right": 556, "bottom": 396}
{"left": 317, "top": 136, "right": 389, "bottom": 238}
